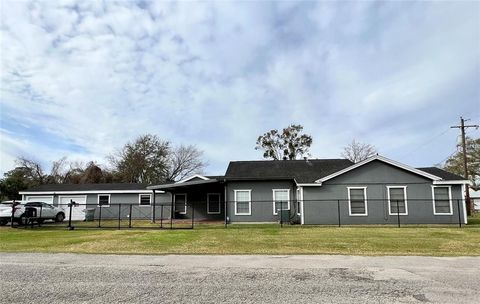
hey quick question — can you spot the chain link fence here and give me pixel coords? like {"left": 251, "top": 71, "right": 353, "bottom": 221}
{"left": 2, "top": 198, "right": 467, "bottom": 230}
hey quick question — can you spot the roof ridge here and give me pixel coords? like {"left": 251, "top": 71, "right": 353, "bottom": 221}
{"left": 229, "top": 159, "right": 350, "bottom": 163}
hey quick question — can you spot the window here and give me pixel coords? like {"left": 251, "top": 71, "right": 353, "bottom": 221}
{"left": 139, "top": 194, "right": 151, "bottom": 206}
{"left": 348, "top": 187, "right": 367, "bottom": 216}
{"left": 273, "top": 189, "right": 290, "bottom": 215}
{"left": 387, "top": 186, "right": 408, "bottom": 215}
{"left": 432, "top": 186, "right": 452, "bottom": 215}
{"left": 97, "top": 194, "right": 110, "bottom": 207}
{"left": 234, "top": 190, "right": 251, "bottom": 215}
{"left": 174, "top": 194, "right": 187, "bottom": 214}
{"left": 207, "top": 193, "right": 221, "bottom": 214}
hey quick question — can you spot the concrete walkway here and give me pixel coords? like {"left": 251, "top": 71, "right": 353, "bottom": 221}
{"left": 1, "top": 253, "right": 479, "bottom": 303}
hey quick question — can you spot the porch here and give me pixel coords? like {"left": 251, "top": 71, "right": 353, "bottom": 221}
{"left": 148, "top": 178, "right": 226, "bottom": 222}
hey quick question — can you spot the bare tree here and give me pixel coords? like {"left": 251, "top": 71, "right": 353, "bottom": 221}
{"left": 15, "top": 157, "right": 46, "bottom": 184}
{"left": 341, "top": 140, "right": 377, "bottom": 163}
{"left": 166, "top": 145, "right": 206, "bottom": 182}
{"left": 48, "top": 157, "right": 68, "bottom": 184}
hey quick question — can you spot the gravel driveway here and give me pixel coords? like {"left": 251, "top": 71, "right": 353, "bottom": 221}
{"left": 1, "top": 253, "right": 479, "bottom": 303}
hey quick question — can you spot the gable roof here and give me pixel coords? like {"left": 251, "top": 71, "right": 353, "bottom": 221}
{"left": 316, "top": 155, "right": 442, "bottom": 183}
{"left": 225, "top": 159, "right": 354, "bottom": 183}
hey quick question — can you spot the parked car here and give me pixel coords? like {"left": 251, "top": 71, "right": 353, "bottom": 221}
{"left": 0, "top": 200, "right": 65, "bottom": 226}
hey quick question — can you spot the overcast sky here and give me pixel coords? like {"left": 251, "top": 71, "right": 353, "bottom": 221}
{"left": 1, "top": 0, "right": 479, "bottom": 176}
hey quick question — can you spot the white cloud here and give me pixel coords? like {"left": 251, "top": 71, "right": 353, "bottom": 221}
{"left": 0, "top": 0, "right": 479, "bottom": 175}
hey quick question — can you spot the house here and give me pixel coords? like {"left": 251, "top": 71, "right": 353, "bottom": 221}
{"left": 19, "top": 183, "right": 170, "bottom": 221}
{"left": 470, "top": 189, "right": 480, "bottom": 211}
{"left": 20, "top": 155, "right": 469, "bottom": 225}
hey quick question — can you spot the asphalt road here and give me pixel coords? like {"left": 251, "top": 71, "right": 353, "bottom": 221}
{"left": 0, "top": 253, "right": 479, "bottom": 304}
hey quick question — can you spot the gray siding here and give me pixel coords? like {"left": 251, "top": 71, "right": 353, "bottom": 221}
{"left": 302, "top": 160, "right": 465, "bottom": 225}
{"left": 226, "top": 180, "right": 299, "bottom": 222}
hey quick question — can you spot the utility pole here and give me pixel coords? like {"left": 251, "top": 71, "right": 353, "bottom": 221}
{"left": 451, "top": 117, "right": 479, "bottom": 215}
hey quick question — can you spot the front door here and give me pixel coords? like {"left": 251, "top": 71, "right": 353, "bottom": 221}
{"left": 174, "top": 194, "right": 187, "bottom": 217}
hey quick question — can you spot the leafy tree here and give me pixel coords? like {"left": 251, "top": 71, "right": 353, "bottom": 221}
{"left": 0, "top": 167, "right": 39, "bottom": 200}
{"left": 341, "top": 140, "right": 378, "bottom": 163}
{"left": 108, "top": 134, "right": 170, "bottom": 184}
{"left": 255, "top": 124, "right": 313, "bottom": 160}
{"left": 166, "top": 145, "right": 206, "bottom": 182}
{"left": 443, "top": 137, "right": 480, "bottom": 189}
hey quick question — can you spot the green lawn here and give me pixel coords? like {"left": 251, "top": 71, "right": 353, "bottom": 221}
{"left": 1, "top": 214, "right": 479, "bottom": 256}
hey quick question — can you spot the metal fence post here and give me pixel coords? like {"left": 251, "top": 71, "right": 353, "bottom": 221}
{"left": 160, "top": 204, "right": 163, "bottom": 228}
{"left": 117, "top": 204, "right": 121, "bottom": 230}
{"left": 280, "top": 201, "right": 283, "bottom": 228}
{"left": 10, "top": 202, "right": 15, "bottom": 228}
{"left": 67, "top": 200, "right": 74, "bottom": 230}
{"left": 98, "top": 204, "right": 102, "bottom": 228}
{"left": 129, "top": 204, "right": 132, "bottom": 228}
{"left": 457, "top": 199, "right": 462, "bottom": 228}
{"left": 224, "top": 199, "right": 228, "bottom": 229}
{"left": 39, "top": 205, "right": 42, "bottom": 227}
{"left": 170, "top": 195, "right": 174, "bottom": 229}
{"left": 152, "top": 190, "right": 156, "bottom": 224}
{"left": 396, "top": 200, "right": 400, "bottom": 228}
{"left": 337, "top": 200, "right": 341, "bottom": 227}
{"left": 191, "top": 202, "right": 195, "bottom": 229}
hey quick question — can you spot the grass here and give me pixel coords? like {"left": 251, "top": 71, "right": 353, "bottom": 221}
{"left": 1, "top": 214, "right": 479, "bottom": 256}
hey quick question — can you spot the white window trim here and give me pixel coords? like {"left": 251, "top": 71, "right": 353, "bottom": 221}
{"left": 174, "top": 193, "right": 187, "bottom": 214}
{"left": 432, "top": 185, "right": 453, "bottom": 215}
{"left": 347, "top": 187, "right": 368, "bottom": 216}
{"left": 207, "top": 193, "right": 221, "bottom": 214}
{"left": 138, "top": 194, "right": 152, "bottom": 207}
{"left": 272, "top": 189, "right": 290, "bottom": 215}
{"left": 97, "top": 194, "right": 111, "bottom": 207}
{"left": 387, "top": 186, "right": 408, "bottom": 216}
{"left": 234, "top": 189, "right": 251, "bottom": 216}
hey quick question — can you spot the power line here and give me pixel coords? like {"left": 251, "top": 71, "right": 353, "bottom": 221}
{"left": 450, "top": 116, "right": 479, "bottom": 215}
{"left": 399, "top": 128, "right": 452, "bottom": 158}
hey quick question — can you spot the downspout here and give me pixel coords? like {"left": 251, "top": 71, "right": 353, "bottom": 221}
{"left": 300, "top": 186, "right": 304, "bottom": 225}
{"left": 152, "top": 189, "right": 156, "bottom": 223}
{"left": 461, "top": 183, "right": 468, "bottom": 224}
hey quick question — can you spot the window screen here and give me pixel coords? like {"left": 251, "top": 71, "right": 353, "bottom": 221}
{"left": 349, "top": 188, "right": 366, "bottom": 215}
{"left": 235, "top": 190, "right": 251, "bottom": 215}
{"left": 389, "top": 188, "right": 406, "bottom": 214}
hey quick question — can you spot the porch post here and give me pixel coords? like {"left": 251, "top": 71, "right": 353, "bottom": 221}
{"left": 170, "top": 192, "right": 174, "bottom": 229}
{"left": 224, "top": 183, "right": 228, "bottom": 228}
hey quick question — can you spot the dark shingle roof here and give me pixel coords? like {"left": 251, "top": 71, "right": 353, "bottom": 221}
{"left": 23, "top": 183, "right": 149, "bottom": 192}
{"left": 225, "top": 159, "right": 354, "bottom": 183}
{"left": 417, "top": 167, "right": 466, "bottom": 181}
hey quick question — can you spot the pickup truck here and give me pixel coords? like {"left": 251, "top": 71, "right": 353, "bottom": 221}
{"left": 0, "top": 201, "right": 65, "bottom": 226}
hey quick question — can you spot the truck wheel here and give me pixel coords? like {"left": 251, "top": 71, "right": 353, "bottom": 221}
{"left": 0, "top": 219, "right": 8, "bottom": 226}
{"left": 55, "top": 213, "right": 65, "bottom": 223}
